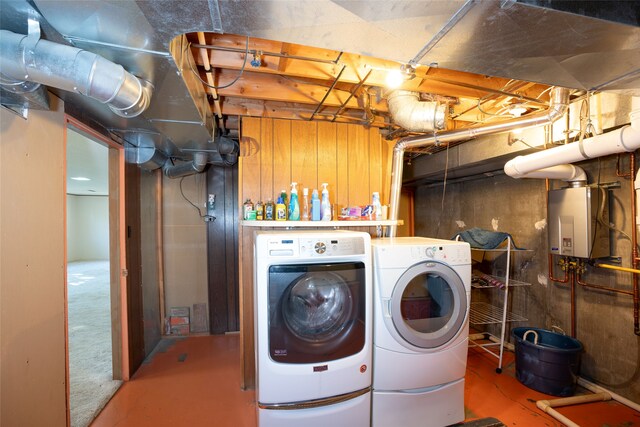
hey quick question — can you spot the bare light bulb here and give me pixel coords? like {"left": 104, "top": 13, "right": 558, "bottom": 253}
{"left": 385, "top": 69, "right": 404, "bottom": 89}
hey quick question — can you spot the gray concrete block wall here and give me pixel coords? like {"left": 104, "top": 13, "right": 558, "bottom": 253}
{"left": 413, "top": 155, "right": 640, "bottom": 403}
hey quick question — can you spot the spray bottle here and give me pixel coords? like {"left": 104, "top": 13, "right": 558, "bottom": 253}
{"left": 302, "top": 188, "right": 310, "bottom": 220}
{"left": 321, "top": 183, "right": 332, "bottom": 221}
{"left": 288, "top": 182, "right": 300, "bottom": 220}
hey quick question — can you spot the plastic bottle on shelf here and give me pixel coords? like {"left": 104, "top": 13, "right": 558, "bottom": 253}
{"left": 255, "top": 200, "right": 264, "bottom": 220}
{"left": 279, "top": 189, "right": 288, "bottom": 220}
{"left": 288, "top": 182, "right": 300, "bottom": 220}
{"left": 321, "top": 183, "right": 332, "bottom": 221}
{"left": 264, "top": 198, "right": 275, "bottom": 220}
{"left": 311, "top": 189, "right": 321, "bottom": 221}
{"left": 372, "top": 192, "right": 382, "bottom": 220}
{"left": 275, "top": 196, "right": 287, "bottom": 221}
{"left": 302, "top": 188, "right": 310, "bottom": 220}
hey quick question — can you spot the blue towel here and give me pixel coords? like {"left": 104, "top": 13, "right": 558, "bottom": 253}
{"left": 453, "top": 227, "right": 524, "bottom": 250}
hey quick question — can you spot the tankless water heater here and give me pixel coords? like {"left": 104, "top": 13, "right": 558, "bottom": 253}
{"left": 548, "top": 186, "right": 609, "bottom": 259}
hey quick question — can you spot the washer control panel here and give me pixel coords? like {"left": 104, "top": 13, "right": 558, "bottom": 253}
{"left": 266, "top": 236, "right": 365, "bottom": 257}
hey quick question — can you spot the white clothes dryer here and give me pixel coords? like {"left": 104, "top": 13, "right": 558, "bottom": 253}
{"left": 254, "top": 230, "right": 372, "bottom": 427}
{"left": 371, "top": 237, "right": 471, "bottom": 427}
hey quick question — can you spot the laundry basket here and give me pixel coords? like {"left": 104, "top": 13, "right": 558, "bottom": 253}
{"left": 512, "top": 327, "right": 583, "bottom": 397}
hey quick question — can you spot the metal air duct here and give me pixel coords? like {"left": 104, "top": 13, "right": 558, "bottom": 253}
{"left": 386, "top": 90, "right": 447, "bottom": 132}
{"left": 163, "top": 151, "right": 208, "bottom": 179}
{"left": 388, "top": 86, "right": 570, "bottom": 237}
{"left": 0, "top": 29, "right": 152, "bottom": 118}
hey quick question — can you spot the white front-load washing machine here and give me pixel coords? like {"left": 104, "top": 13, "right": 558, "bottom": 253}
{"left": 371, "top": 237, "right": 471, "bottom": 427}
{"left": 254, "top": 230, "right": 372, "bottom": 427}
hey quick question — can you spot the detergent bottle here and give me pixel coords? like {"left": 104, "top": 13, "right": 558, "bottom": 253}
{"left": 288, "top": 182, "right": 300, "bottom": 220}
{"left": 311, "top": 189, "right": 321, "bottom": 221}
{"left": 321, "top": 183, "right": 331, "bottom": 221}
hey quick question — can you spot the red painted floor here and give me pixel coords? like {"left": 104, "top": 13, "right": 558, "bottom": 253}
{"left": 92, "top": 335, "right": 639, "bottom": 427}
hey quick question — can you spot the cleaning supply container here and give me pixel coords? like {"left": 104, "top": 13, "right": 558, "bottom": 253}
{"left": 512, "top": 327, "right": 583, "bottom": 397}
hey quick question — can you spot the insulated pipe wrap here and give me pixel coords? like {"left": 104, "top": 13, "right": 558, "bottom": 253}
{"left": 0, "top": 29, "right": 151, "bottom": 117}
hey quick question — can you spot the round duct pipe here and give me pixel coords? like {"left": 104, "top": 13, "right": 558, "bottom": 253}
{"left": 0, "top": 29, "right": 152, "bottom": 118}
{"left": 386, "top": 90, "right": 447, "bottom": 132}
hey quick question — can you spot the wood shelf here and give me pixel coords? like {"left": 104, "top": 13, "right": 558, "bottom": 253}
{"left": 240, "top": 219, "right": 402, "bottom": 227}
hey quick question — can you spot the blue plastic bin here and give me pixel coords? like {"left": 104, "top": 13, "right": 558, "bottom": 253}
{"left": 512, "top": 327, "right": 583, "bottom": 397}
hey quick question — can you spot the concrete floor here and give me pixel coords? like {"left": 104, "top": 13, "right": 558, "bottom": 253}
{"left": 91, "top": 335, "right": 639, "bottom": 427}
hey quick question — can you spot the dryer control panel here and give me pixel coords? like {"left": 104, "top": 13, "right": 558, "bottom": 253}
{"left": 410, "top": 245, "right": 470, "bottom": 265}
{"left": 265, "top": 236, "right": 365, "bottom": 258}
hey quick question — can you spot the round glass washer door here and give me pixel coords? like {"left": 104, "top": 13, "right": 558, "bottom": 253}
{"left": 282, "top": 271, "right": 354, "bottom": 343}
{"left": 390, "top": 261, "right": 467, "bottom": 349}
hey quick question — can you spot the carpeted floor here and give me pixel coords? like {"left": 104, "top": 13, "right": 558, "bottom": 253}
{"left": 67, "top": 261, "right": 122, "bottom": 427}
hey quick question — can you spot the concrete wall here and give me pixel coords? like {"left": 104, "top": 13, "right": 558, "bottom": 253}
{"left": 67, "top": 195, "right": 109, "bottom": 261}
{"left": 1, "top": 98, "right": 68, "bottom": 426}
{"left": 162, "top": 173, "right": 208, "bottom": 332}
{"left": 413, "top": 107, "right": 640, "bottom": 402}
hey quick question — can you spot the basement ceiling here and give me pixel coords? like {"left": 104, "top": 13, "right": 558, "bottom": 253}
{"left": 1, "top": 0, "right": 638, "bottom": 165}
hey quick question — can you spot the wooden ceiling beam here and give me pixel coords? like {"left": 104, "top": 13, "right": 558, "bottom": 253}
{"left": 213, "top": 69, "right": 389, "bottom": 111}
{"left": 220, "top": 97, "right": 391, "bottom": 128}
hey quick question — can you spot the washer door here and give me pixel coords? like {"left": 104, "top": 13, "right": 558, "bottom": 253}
{"left": 390, "top": 261, "right": 467, "bottom": 349}
{"left": 283, "top": 271, "right": 354, "bottom": 342}
{"left": 268, "top": 262, "right": 366, "bottom": 363}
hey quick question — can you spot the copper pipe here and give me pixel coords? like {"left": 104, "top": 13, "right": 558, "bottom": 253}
{"left": 576, "top": 273, "right": 634, "bottom": 296}
{"left": 616, "top": 154, "right": 632, "bottom": 178}
{"left": 630, "top": 153, "right": 640, "bottom": 335}
{"left": 570, "top": 270, "right": 576, "bottom": 337}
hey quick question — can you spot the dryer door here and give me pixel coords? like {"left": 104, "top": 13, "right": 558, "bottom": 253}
{"left": 390, "top": 261, "right": 467, "bottom": 349}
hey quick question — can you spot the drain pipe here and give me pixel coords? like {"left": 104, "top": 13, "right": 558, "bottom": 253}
{"left": 388, "top": 86, "right": 570, "bottom": 237}
{"left": 504, "top": 107, "right": 640, "bottom": 179}
{"left": 163, "top": 152, "right": 208, "bottom": 179}
{"left": 0, "top": 29, "right": 152, "bottom": 117}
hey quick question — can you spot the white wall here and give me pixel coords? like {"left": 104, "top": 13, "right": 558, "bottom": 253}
{"left": 162, "top": 173, "right": 209, "bottom": 332}
{"left": 66, "top": 195, "right": 109, "bottom": 261}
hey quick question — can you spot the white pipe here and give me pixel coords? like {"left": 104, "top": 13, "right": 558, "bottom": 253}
{"left": 387, "top": 87, "right": 570, "bottom": 237}
{"left": 386, "top": 90, "right": 447, "bottom": 132}
{"left": 0, "top": 29, "right": 152, "bottom": 117}
{"left": 505, "top": 107, "right": 640, "bottom": 179}
{"left": 536, "top": 392, "right": 611, "bottom": 427}
{"left": 515, "top": 164, "right": 587, "bottom": 182}
{"left": 577, "top": 377, "right": 640, "bottom": 412}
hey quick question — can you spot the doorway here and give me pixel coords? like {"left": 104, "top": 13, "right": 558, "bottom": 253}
{"left": 65, "top": 123, "right": 124, "bottom": 427}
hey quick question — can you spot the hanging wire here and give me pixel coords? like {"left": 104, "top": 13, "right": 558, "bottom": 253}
{"left": 185, "top": 35, "right": 250, "bottom": 90}
{"left": 180, "top": 175, "right": 206, "bottom": 218}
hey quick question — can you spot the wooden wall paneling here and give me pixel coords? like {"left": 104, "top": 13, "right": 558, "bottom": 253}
{"left": 272, "top": 119, "right": 292, "bottom": 197}
{"left": 317, "top": 122, "right": 338, "bottom": 207}
{"left": 348, "top": 125, "right": 370, "bottom": 206}
{"left": 260, "top": 118, "right": 274, "bottom": 202}
{"left": 291, "top": 121, "right": 318, "bottom": 192}
{"left": 381, "top": 139, "right": 395, "bottom": 206}
{"left": 239, "top": 117, "right": 261, "bottom": 389}
{"left": 335, "top": 123, "right": 349, "bottom": 211}
{"left": 369, "top": 127, "right": 383, "bottom": 205}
